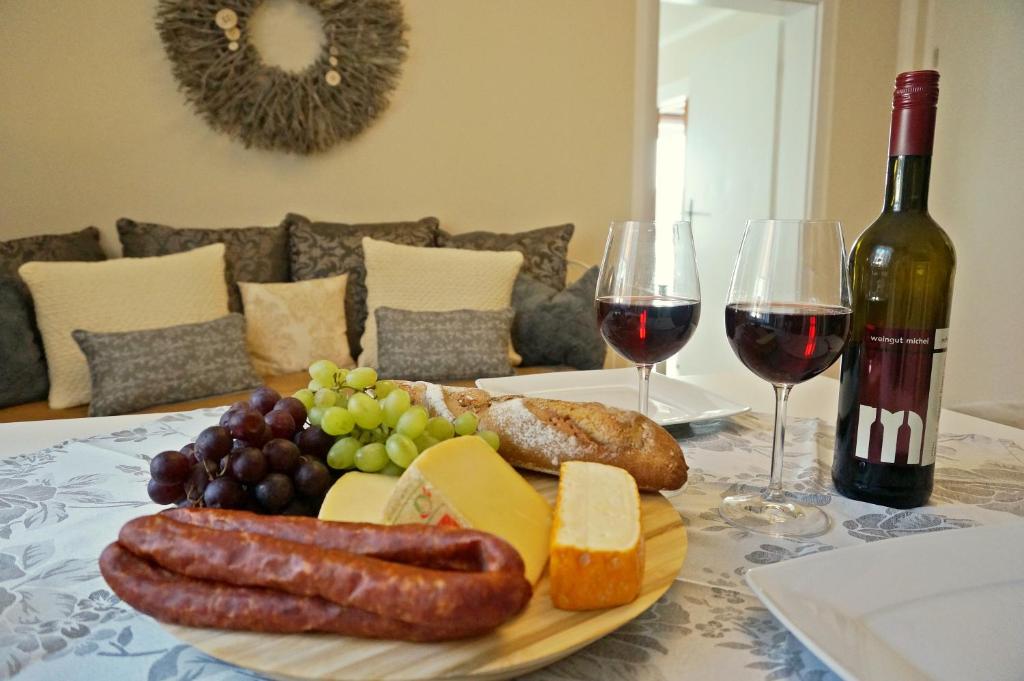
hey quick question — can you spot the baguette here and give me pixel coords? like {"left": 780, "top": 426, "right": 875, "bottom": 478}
{"left": 400, "top": 382, "right": 687, "bottom": 491}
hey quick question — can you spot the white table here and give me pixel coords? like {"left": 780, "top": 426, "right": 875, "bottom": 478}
{"left": 0, "top": 373, "right": 1021, "bottom": 681}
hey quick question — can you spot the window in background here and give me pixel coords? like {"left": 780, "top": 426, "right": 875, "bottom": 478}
{"left": 654, "top": 99, "right": 687, "bottom": 229}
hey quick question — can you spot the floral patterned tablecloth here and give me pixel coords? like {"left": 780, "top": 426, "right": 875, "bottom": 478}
{"left": 1, "top": 408, "right": 1022, "bottom": 681}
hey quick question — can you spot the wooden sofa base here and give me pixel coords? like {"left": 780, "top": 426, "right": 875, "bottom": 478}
{"left": 0, "top": 367, "right": 570, "bottom": 423}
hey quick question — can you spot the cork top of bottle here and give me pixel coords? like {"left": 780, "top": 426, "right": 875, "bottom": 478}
{"left": 893, "top": 70, "right": 940, "bottom": 110}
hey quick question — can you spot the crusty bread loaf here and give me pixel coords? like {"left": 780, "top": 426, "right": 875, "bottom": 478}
{"left": 401, "top": 382, "right": 687, "bottom": 492}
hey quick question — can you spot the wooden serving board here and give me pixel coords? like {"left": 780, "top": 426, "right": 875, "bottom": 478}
{"left": 164, "top": 474, "right": 688, "bottom": 681}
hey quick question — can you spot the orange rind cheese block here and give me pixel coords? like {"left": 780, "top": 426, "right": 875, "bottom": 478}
{"left": 549, "top": 461, "right": 644, "bottom": 610}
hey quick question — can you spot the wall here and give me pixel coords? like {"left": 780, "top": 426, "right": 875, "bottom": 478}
{"left": 658, "top": 6, "right": 776, "bottom": 103}
{"left": 814, "top": 0, "right": 902, "bottom": 242}
{"left": 0, "top": 1, "right": 637, "bottom": 269}
{"left": 916, "top": 0, "right": 1024, "bottom": 405}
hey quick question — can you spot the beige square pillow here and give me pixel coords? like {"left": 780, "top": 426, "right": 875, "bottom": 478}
{"left": 359, "top": 237, "right": 524, "bottom": 368}
{"left": 239, "top": 275, "right": 354, "bottom": 376}
{"left": 18, "top": 244, "right": 229, "bottom": 409}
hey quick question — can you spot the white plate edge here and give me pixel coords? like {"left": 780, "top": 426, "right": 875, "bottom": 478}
{"left": 742, "top": 524, "right": 1024, "bottom": 681}
{"left": 744, "top": 569, "right": 929, "bottom": 681}
{"left": 475, "top": 371, "right": 750, "bottom": 426}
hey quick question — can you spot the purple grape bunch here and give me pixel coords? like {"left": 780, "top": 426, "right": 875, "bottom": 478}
{"left": 146, "top": 385, "right": 334, "bottom": 516}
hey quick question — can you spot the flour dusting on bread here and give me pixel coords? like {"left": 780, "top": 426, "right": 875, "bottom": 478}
{"left": 399, "top": 381, "right": 687, "bottom": 491}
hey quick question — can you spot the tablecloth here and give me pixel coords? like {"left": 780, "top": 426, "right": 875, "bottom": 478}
{"left": 1, "top": 407, "right": 1021, "bottom": 681}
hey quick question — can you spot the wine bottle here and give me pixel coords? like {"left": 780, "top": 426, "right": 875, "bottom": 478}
{"left": 832, "top": 70, "right": 955, "bottom": 508}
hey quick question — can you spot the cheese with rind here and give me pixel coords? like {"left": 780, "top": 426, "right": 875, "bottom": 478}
{"left": 549, "top": 461, "right": 644, "bottom": 610}
{"left": 382, "top": 436, "right": 552, "bottom": 584}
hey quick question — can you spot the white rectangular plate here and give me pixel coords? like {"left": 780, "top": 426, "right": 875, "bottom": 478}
{"left": 476, "top": 368, "right": 749, "bottom": 426}
{"left": 746, "top": 523, "right": 1024, "bottom": 681}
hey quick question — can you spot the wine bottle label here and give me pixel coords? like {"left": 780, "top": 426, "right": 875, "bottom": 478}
{"left": 852, "top": 326, "right": 948, "bottom": 466}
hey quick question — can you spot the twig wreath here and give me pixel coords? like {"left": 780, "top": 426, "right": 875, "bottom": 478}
{"left": 156, "top": 0, "right": 408, "bottom": 154}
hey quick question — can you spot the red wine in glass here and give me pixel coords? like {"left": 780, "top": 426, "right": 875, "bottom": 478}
{"left": 597, "top": 295, "right": 701, "bottom": 365}
{"left": 725, "top": 303, "right": 850, "bottom": 385}
{"left": 721, "top": 219, "right": 850, "bottom": 539}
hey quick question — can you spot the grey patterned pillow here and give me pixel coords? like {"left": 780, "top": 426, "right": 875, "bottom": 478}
{"left": 512, "top": 267, "right": 605, "bottom": 370}
{"left": 285, "top": 213, "right": 440, "bottom": 360}
{"left": 0, "top": 227, "right": 106, "bottom": 407}
{"left": 73, "top": 314, "right": 261, "bottom": 416}
{"left": 436, "top": 223, "right": 574, "bottom": 291}
{"left": 116, "top": 218, "right": 289, "bottom": 313}
{"left": 375, "top": 307, "right": 514, "bottom": 382}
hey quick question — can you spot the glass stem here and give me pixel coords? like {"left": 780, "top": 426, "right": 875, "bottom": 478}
{"left": 637, "top": 364, "right": 653, "bottom": 416}
{"left": 765, "top": 384, "right": 792, "bottom": 502}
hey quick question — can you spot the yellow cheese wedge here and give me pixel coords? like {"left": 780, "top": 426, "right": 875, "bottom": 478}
{"left": 549, "top": 461, "right": 644, "bottom": 610}
{"left": 318, "top": 472, "right": 399, "bottom": 524}
{"left": 382, "top": 436, "right": 552, "bottom": 584}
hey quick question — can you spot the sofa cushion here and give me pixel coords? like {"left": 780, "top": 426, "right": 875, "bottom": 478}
{"left": 512, "top": 267, "right": 606, "bottom": 370}
{"left": 239, "top": 275, "right": 354, "bottom": 376}
{"left": 436, "top": 223, "right": 574, "bottom": 291}
{"left": 117, "top": 218, "right": 289, "bottom": 312}
{"left": 0, "top": 227, "right": 106, "bottom": 408}
{"left": 359, "top": 237, "right": 523, "bottom": 369}
{"left": 285, "top": 213, "right": 440, "bottom": 360}
{"left": 18, "top": 244, "right": 230, "bottom": 409}
{"left": 73, "top": 314, "right": 260, "bottom": 416}
{"left": 376, "top": 307, "right": 515, "bottom": 382}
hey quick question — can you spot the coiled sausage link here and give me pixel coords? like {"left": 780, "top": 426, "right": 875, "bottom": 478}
{"left": 118, "top": 514, "right": 531, "bottom": 629}
{"left": 99, "top": 543, "right": 496, "bottom": 641}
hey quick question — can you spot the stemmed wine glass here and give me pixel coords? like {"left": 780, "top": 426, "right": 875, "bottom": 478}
{"left": 596, "top": 221, "right": 701, "bottom": 417}
{"left": 721, "top": 219, "right": 851, "bottom": 538}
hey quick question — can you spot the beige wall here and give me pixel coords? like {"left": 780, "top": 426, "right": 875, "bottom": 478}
{"left": 0, "top": 1, "right": 637, "bottom": 269}
{"left": 815, "top": 0, "right": 902, "bottom": 242}
{"left": 917, "top": 0, "right": 1024, "bottom": 405}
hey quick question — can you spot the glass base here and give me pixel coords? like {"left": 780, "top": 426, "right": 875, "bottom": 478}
{"left": 719, "top": 492, "right": 831, "bottom": 539}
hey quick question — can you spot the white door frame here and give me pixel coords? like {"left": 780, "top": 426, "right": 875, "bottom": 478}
{"left": 631, "top": 0, "right": 661, "bottom": 222}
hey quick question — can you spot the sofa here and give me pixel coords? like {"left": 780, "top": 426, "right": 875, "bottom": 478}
{"left": 0, "top": 215, "right": 603, "bottom": 422}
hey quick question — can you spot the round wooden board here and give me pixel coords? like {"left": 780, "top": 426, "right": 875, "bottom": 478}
{"left": 164, "top": 474, "right": 688, "bottom": 681}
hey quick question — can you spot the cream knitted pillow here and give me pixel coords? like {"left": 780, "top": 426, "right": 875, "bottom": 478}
{"left": 359, "top": 238, "right": 523, "bottom": 368}
{"left": 19, "top": 244, "right": 229, "bottom": 409}
{"left": 239, "top": 275, "right": 354, "bottom": 376}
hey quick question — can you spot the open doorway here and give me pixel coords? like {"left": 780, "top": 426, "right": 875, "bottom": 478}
{"left": 655, "top": 0, "right": 820, "bottom": 376}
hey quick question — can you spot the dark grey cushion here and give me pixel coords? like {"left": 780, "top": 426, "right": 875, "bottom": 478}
{"left": 436, "top": 223, "right": 574, "bottom": 291}
{"left": 375, "top": 307, "right": 514, "bottom": 382}
{"left": 73, "top": 314, "right": 261, "bottom": 416}
{"left": 285, "top": 213, "right": 440, "bottom": 360}
{"left": 512, "top": 267, "right": 605, "bottom": 370}
{"left": 0, "top": 227, "right": 106, "bottom": 407}
{"left": 116, "top": 218, "right": 289, "bottom": 313}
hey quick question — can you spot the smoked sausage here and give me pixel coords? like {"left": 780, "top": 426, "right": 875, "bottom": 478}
{"left": 99, "top": 543, "right": 496, "bottom": 641}
{"left": 117, "top": 513, "right": 531, "bottom": 629}
{"left": 160, "top": 507, "right": 524, "bottom": 574}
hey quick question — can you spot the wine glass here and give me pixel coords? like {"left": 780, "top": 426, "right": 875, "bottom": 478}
{"left": 596, "top": 220, "right": 701, "bottom": 417}
{"left": 720, "top": 219, "right": 851, "bottom": 538}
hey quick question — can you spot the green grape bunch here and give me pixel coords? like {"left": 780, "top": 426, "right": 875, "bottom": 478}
{"left": 291, "top": 359, "right": 500, "bottom": 478}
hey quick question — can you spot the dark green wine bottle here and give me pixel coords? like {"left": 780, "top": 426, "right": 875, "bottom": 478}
{"left": 832, "top": 70, "right": 956, "bottom": 508}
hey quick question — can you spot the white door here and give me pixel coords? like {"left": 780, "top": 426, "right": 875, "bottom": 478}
{"left": 678, "top": 16, "right": 782, "bottom": 376}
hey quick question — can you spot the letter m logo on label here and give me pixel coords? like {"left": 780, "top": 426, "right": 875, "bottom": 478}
{"left": 853, "top": 326, "right": 948, "bottom": 466}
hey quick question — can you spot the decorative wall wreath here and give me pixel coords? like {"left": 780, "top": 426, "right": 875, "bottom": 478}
{"left": 156, "top": 0, "right": 408, "bottom": 154}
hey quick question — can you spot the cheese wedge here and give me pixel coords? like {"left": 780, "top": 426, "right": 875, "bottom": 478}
{"left": 318, "top": 472, "right": 399, "bottom": 524}
{"left": 382, "top": 436, "right": 552, "bottom": 584}
{"left": 549, "top": 461, "right": 644, "bottom": 610}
